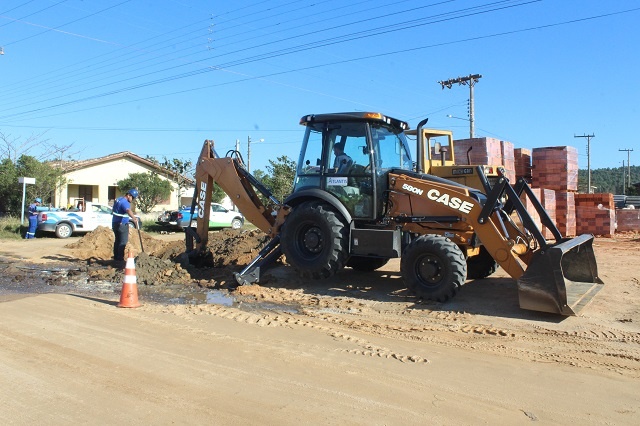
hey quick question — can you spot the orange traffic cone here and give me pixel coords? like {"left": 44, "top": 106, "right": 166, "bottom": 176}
{"left": 118, "top": 251, "right": 141, "bottom": 308}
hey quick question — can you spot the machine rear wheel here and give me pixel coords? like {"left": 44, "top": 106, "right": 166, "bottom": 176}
{"left": 401, "top": 235, "right": 467, "bottom": 302}
{"left": 346, "top": 256, "right": 389, "bottom": 271}
{"left": 55, "top": 223, "right": 73, "bottom": 239}
{"left": 466, "top": 246, "right": 499, "bottom": 279}
{"left": 231, "top": 218, "right": 243, "bottom": 229}
{"left": 281, "top": 201, "right": 348, "bottom": 279}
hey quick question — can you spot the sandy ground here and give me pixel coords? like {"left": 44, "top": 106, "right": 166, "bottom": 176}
{"left": 1, "top": 231, "right": 639, "bottom": 424}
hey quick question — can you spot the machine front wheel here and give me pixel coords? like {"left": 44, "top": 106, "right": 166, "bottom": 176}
{"left": 401, "top": 235, "right": 467, "bottom": 302}
{"left": 281, "top": 201, "right": 348, "bottom": 280}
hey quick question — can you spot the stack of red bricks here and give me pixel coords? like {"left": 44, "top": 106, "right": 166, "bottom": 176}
{"left": 453, "top": 137, "right": 516, "bottom": 181}
{"left": 616, "top": 210, "right": 640, "bottom": 232}
{"left": 532, "top": 146, "right": 579, "bottom": 191}
{"left": 574, "top": 193, "right": 616, "bottom": 237}
{"left": 530, "top": 146, "right": 580, "bottom": 238}
{"left": 514, "top": 148, "right": 532, "bottom": 182}
{"left": 555, "top": 192, "right": 576, "bottom": 237}
{"left": 520, "top": 188, "right": 557, "bottom": 239}
{"left": 500, "top": 140, "right": 516, "bottom": 182}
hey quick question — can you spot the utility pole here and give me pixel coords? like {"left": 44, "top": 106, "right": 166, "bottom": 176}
{"left": 574, "top": 134, "right": 595, "bottom": 193}
{"left": 619, "top": 148, "right": 633, "bottom": 190}
{"left": 438, "top": 74, "right": 482, "bottom": 138}
{"left": 247, "top": 136, "right": 264, "bottom": 173}
{"left": 622, "top": 160, "right": 626, "bottom": 195}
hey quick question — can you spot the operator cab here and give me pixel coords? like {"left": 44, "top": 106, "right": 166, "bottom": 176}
{"left": 294, "top": 112, "right": 412, "bottom": 219}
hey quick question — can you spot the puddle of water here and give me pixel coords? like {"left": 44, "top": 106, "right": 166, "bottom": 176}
{"left": 144, "top": 289, "right": 236, "bottom": 306}
{"left": 0, "top": 265, "right": 299, "bottom": 314}
{"left": 205, "top": 290, "right": 234, "bottom": 306}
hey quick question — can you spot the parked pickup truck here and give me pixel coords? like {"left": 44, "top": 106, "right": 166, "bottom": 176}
{"left": 156, "top": 203, "right": 244, "bottom": 230}
{"left": 37, "top": 202, "right": 139, "bottom": 238}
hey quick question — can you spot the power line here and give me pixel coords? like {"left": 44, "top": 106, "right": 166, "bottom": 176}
{"left": 2, "top": 3, "right": 639, "bottom": 128}
{"left": 0, "top": 1, "right": 541, "bottom": 120}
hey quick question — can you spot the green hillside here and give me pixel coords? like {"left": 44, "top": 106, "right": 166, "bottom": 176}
{"left": 578, "top": 165, "right": 640, "bottom": 194}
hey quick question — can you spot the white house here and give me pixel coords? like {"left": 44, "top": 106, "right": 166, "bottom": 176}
{"left": 54, "top": 151, "right": 192, "bottom": 211}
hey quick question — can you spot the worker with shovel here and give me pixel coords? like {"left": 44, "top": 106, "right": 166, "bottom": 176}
{"left": 112, "top": 189, "right": 140, "bottom": 264}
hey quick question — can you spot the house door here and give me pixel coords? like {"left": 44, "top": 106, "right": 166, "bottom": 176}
{"left": 78, "top": 185, "right": 93, "bottom": 203}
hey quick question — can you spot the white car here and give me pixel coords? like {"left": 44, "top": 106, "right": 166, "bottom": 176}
{"left": 38, "top": 203, "right": 139, "bottom": 238}
{"left": 157, "top": 203, "right": 244, "bottom": 230}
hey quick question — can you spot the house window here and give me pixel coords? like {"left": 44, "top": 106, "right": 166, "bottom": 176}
{"left": 108, "top": 186, "right": 117, "bottom": 202}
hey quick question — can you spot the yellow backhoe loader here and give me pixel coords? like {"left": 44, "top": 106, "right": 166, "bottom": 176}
{"left": 186, "top": 112, "right": 603, "bottom": 315}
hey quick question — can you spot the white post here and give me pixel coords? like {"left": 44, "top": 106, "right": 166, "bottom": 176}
{"left": 18, "top": 177, "right": 36, "bottom": 224}
{"left": 21, "top": 181, "right": 27, "bottom": 224}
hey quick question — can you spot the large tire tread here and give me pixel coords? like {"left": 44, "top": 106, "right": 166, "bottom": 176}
{"left": 466, "top": 246, "right": 499, "bottom": 279}
{"left": 401, "top": 235, "right": 466, "bottom": 303}
{"left": 281, "top": 201, "right": 348, "bottom": 280}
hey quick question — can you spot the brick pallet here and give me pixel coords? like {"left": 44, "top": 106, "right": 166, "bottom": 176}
{"left": 616, "top": 209, "right": 640, "bottom": 232}
{"left": 574, "top": 193, "right": 615, "bottom": 210}
{"left": 556, "top": 192, "right": 576, "bottom": 237}
{"left": 521, "top": 188, "right": 556, "bottom": 240}
{"left": 514, "top": 148, "right": 532, "bottom": 182}
{"left": 454, "top": 137, "right": 516, "bottom": 181}
{"left": 532, "top": 146, "right": 578, "bottom": 191}
{"left": 575, "top": 206, "right": 616, "bottom": 237}
{"left": 574, "top": 193, "right": 615, "bottom": 236}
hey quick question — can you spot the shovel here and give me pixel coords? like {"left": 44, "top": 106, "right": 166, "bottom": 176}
{"left": 136, "top": 218, "right": 144, "bottom": 253}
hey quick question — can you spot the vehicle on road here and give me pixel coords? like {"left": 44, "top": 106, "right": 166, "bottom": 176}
{"left": 157, "top": 203, "right": 244, "bottom": 230}
{"left": 185, "top": 112, "right": 604, "bottom": 316}
{"left": 37, "top": 202, "right": 139, "bottom": 238}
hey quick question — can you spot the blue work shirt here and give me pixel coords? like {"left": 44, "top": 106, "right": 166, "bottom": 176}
{"left": 28, "top": 203, "right": 38, "bottom": 217}
{"left": 112, "top": 196, "right": 131, "bottom": 225}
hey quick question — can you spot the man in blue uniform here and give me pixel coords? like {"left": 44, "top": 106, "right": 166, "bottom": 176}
{"left": 112, "top": 189, "right": 140, "bottom": 262}
{"left": 26, "top": 197, "right": 41, "bottom": 239}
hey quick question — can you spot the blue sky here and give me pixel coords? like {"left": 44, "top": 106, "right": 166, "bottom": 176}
{"left": 1, "top": 0, "right": 639, "bottom": 173}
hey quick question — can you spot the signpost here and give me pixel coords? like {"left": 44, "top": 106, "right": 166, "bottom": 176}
{"left": 18, "top": 177, "right": 36, "bottom": 224}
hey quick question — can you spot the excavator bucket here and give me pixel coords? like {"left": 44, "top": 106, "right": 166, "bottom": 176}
{"left": 517, "top": 234, "right": 604, "bottom": 316}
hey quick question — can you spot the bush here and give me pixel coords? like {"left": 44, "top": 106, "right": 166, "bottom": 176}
{"left": 0, "top": 215, "right": 25, "bottom": 239}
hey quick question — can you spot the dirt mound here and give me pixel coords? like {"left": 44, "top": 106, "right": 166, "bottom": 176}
{"left": 67, "top": 227, "right": 271, "bottom": 286}
{"left": 201, "top": 229, "right": 271, "bottom": 266}
{"left": 65, "top": 226, "right": 170, "bottom": 260}
{"left": 134, "top": 252, "right": 193, "bottom": 285}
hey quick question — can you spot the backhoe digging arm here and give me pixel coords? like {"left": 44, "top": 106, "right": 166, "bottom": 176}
{"left": 185, "top": 140, "right": 290, "bottom": 283}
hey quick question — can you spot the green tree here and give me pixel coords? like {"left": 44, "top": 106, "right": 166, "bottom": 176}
{"left": 161, "top": 157, "right": 193, "bottom": 205}
{"left": 182, "top": 181, "right": 226, "bottom": 208}
{"left": 17, "top": 155, "right": 67, "bottom": 206}
{"left": 211, "top": 183, "right": 226, "bottom": 204}
{"left": 579, "top": 165, "right": 640, "bottom": 194}
{"left": 117, "top": 172, "right": 172, "bottom": 213}
{"left": 0, "top": 158, "right": 19, "bottom": 214}
{"left": 254, "top": 156, "right": 297, "bottom": 203}
{"left": 0, "top": 131, "right": 74, "bottom": 215}
{"left": 0, "top": 155, "right": 66, "bottom": 215}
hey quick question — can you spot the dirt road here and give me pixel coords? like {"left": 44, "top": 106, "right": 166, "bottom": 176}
{"left": 1, "top": 232, "right": 639, "bottom": 424}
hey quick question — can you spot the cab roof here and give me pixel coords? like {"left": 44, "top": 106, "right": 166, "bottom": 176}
{"left": 300, "top": 112, "right": 409, "bottom": 131}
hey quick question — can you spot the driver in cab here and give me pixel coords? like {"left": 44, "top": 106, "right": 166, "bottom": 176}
{"left": 332, "top": 142, "right": 352, "bottom": 174}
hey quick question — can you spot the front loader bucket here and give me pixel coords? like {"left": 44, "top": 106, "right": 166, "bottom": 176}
{"left": 517, "top": 234, "right": 604, "bottom": 316}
